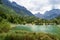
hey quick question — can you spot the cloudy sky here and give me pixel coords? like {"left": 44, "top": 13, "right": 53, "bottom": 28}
{"left": 9, "top": 0, "right": 60, "bottom": 14}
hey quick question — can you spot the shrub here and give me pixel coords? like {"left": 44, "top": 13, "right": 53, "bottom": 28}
{"left": 4, "top": 31, "right": 60, "bottom": 40}
{"left": 0, "top": 19, "right": 11, "bottom": 33}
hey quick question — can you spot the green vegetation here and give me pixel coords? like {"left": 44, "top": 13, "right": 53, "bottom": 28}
{"left": 0, "top": 31, "right": 59, "bottom": 40}
{"left": 0, "top": 20, "right": 11, "bottom": 33}
{"left": 5, "top": 32, "right": 59, "bottom": 40}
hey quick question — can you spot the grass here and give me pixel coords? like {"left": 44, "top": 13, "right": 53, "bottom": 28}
{"left": 0, "top": 30, "right": 60, "bottom": 40}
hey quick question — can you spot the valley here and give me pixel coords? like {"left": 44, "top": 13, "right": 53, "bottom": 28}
{"left": 0, "top": 0, "right": 60, "bottom": 40}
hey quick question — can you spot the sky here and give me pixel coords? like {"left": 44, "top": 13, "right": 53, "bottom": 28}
{"left": 9, "top": 0, "right": 60, "bottom": 14}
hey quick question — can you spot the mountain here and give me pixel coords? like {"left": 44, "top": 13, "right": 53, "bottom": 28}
{"left": 44, "top": 9, "right": 60, "bottom": 19}
{"left": 2, "top": 0, "right": 34, "bottom": 16}
{"left": 34, "top": 12, "right": 44, "bottom": 19}
{"left": 34, "top": 9, "right": 60, "bottom": 20}
{"left": 0, "top": 3, "right": 17, "bottom": 15}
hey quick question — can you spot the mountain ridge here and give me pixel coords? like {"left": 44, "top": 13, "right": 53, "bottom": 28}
{"left": 34, "top": 9, "right": 60, "bottom": 20}
{"left": 2, "top": 0, "right": 34, "bottom": 16}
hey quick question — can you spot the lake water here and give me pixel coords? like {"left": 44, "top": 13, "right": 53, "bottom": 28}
{"left": 12, "top": 25, "right": 60, "bottom": 37}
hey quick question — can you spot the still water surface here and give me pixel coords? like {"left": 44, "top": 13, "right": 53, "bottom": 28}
{"left": 12, "top": 25, "right": 60, "bottom": 36}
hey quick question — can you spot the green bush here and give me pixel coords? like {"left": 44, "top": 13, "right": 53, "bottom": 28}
{"left": 0, "top": 19, "right": 11, "bottom": 33}
{"left": 4, "top": 31, "right": 59, "bottom": 40}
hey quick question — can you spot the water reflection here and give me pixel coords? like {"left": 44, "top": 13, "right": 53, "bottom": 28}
{"left": 12, "top": 25, "right": 60, "bottom": 36}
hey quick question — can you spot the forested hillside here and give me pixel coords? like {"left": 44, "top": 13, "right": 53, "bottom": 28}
{"left": 0, "top": 0, "right": 60, "bottom": 25}
{"left": 2, "top": 0, "right": 34, "bottom": 16}
{"left": 0, "top": 4, "right": 60, "bottom": 25}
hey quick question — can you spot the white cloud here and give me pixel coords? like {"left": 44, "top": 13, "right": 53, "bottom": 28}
{"left": 9, "top": 0, "right": 60, "bottom": 14}
{"left": 54, "top": 5, "right": 60, "bottom": 9}
{"left": 40, "top": 5, "right": 52, "bottom": 14}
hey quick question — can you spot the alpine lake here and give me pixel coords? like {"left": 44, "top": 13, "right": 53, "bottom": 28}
{"left": 10, "top": 24, "right": 60, "bottom": 40}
